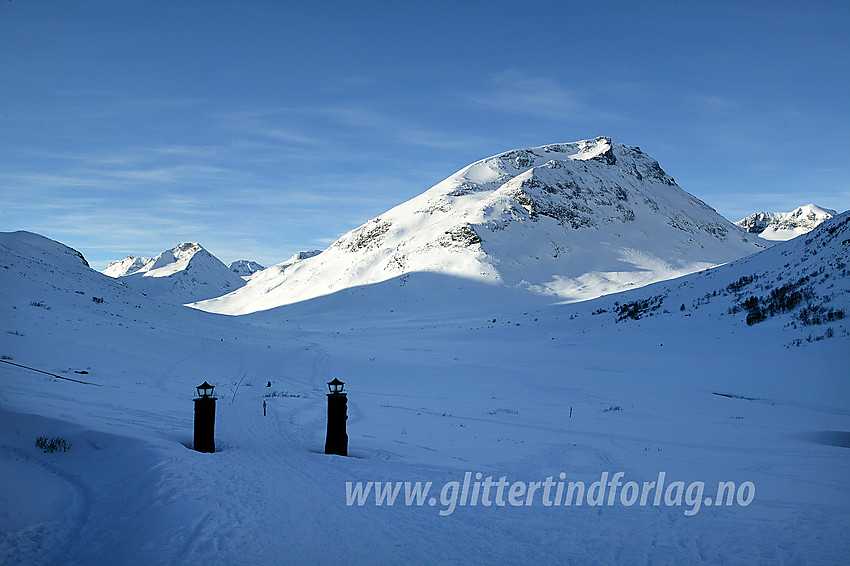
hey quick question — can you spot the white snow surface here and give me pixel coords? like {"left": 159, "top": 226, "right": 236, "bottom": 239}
{"left": 195, "top": 137, "right": 767, "bottom": 315}
{"left": 102, "top": 242, "right": 246, "bottom": 304}
{"left": 1, "top": 214, "right": 848, "bottom": 564}
{"left": 736, "top": 204, "right": 836, "bottom": 241}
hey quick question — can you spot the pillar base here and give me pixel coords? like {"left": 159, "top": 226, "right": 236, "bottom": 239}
{"left": 194, "top": 397, "right": 217, "bottom": 453}
{"left": 325, "top": 393, "right": 348, "bottom": 456}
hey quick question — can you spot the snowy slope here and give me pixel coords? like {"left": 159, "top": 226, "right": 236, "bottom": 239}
{"left": 0, "top": 231, "right": 91, "bottom": 270}
{"left": 736, "top": 204, "right": 836, "bottom": 241}
{"left": 554, "top": 210, "right": 850, "bottom": 345}
{"left": 103, "top": 242, "right": 246, "bottom": 304}
{"left": 1, "top": 227, "right": 848, "bottom": 564}
{"left": 220, "top": 250, "right": 325, "bottom": 295}
{"left": 196, "top": 137, "right": 767, "bottom": 315}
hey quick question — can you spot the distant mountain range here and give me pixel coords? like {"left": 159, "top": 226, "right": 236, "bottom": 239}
{"left": 101, "top": 244, "right": 323, "bottom": 304}
{"left": 102, "top": 242, "right": 246, "bottom": 304}
{"left": 735, "top": 204, "right": 836, "bottom": 241}
{"left": 94, "top": 140, "right": 841, "bottom": 311}
{"left": 4, "top": 208, "right": 847, "bottom": 343}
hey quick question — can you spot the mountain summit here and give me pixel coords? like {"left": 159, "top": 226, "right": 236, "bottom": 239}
{"left": 195, "top": 137, "right": 767, "bottom": 314}
{"left": 103, "top": 242, "right": 245, "bottom": 304}
{"left": 228, "top": 260, "right": 266, "bottom": 279}
{"left": 735, "top": 204, "right": 836, "bottom": 241}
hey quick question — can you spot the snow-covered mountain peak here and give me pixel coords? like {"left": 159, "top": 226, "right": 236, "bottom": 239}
{"left": 103, "top": 255, "right": 154, "bottom": 278}
{"left": 104, "top": 242, "right": 208, "bottom": 279}
{"left": 147, "top": 242, "right": 204, "bottom": 273}
{"left": 102, "top": 242, "right": 245, "bottom": 304}
{"left": 447, "top": 137, "right": 620, "bottom": 192}
{"left": 569, "top": 135, "right": 613, "bottom": 160}
{"left": 194, "top": 138, "right": 767, "bottom": 315}
{"left": 229, "top": 260, "right": 266, "bottom": 278}
{"left": 794, "top": 203, "right": 834, "bottom": 217}
{"left": 735, "top": 204, "right": 837, "bottom": 241}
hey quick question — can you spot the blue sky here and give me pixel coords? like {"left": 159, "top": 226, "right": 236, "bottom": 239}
{"left": 2, "top": 1, "right": 848, "bottom": 270}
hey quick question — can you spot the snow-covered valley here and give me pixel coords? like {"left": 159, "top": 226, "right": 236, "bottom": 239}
{"left": 1, "top": 208, "right": 848, "bottom": 563}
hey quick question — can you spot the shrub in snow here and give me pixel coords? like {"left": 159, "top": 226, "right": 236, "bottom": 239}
{"left": 35, "top": 435, "right": 71, "bottom": 453}
{"left": 614, "top": 295, "right": 664, "bottom": 322}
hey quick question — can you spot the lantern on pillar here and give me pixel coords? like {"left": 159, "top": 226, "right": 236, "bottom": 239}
{"left": 196, "top": 381, "right": 215, "bottom": 398}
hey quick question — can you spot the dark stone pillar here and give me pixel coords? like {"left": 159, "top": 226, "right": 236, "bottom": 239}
{"left": 325, "top": 392, "right": 348, "bottom": 456}
{"left": 194, "top": 396, "right": 217, "bottom": 453}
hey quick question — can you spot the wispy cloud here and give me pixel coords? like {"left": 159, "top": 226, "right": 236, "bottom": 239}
{"left": 689, "top": 94, "right": 737, "bottom": 113}
{"left": 211, "top": 108, "right": 322, "bottom": 146}
{"left": 468, "top": 70, "right": 587, "bottom": 119}
{"left": 1, "top": 162, "right": 235, "bottom": 192}
{"left": 213, "top": 103, "right": 496, "bottom": 156}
